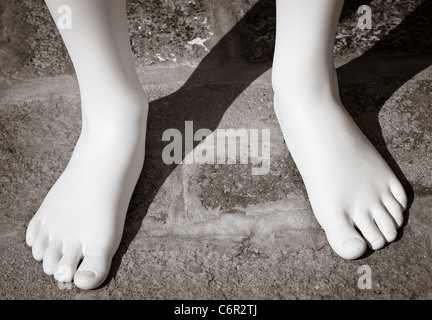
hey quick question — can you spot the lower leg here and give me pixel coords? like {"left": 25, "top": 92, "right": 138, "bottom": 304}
{"left": 272, "top": 0, "right": 407, "bottom": 259}
{"left": 272, "top": 0, "right": 342, "bottom": 102}
{"left": 26, "top": 0, "right": 147, "bottom": 289}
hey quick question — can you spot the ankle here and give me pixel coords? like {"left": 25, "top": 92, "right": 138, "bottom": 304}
{"left": 273, "top": 86, "right": 337, "bottom": 114}
{"left": 271, "top": 65, "right": 339, "bottom": 107}
{"left": 81, "top": 86, "right": 148, "bottom": 130}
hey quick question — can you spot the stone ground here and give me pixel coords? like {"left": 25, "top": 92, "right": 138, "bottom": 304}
{"left": 0, "top": 0, "right": 431, "bottom": 300}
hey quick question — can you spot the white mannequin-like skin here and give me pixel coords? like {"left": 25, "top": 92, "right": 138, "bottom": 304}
{"left": 26, "top": 0, "right": 148, "bottom": 290}
{"left": 272, "top": 0, "right": 407, "bottom": 259}
{"left": 26, "top": 0, "right": 407, "bottom": 290}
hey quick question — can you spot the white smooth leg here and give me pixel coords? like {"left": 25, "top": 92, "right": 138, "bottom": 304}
{"left": 26, "top": 0, "right": 148, "bottom": 289}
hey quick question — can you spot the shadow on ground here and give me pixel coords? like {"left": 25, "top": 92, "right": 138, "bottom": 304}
{"left": 106, "top": 0, "right": 432, "bottom": 286}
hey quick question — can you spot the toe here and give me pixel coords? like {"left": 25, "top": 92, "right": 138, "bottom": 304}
{"left": 390, "top": 180, "right": 408, "bottom": 210}
{"left": 324, "top": 221, "right": 367, "bottom": 260}
{"left": 31, "top": 233, "right": 49, "bottom": 261}
{"left": 26, "top": 217, "right": 41, "bottom": 247}
{"left": 54, "top": 241, "right": 82, "bottom": 283}
{"left": 43, "top": 240, "right": 63, "bottom": 275}
{"left": 355, "top": 214, "right": 386, "bottom": 250}
{"left": 74, "top": 254, "right": 112, "bottom": 290}
{"left": 382, "top": 194, "right": 404, "bottom": 227}
{"left": 372, "top": 206, "right": 398, "bottom": 242}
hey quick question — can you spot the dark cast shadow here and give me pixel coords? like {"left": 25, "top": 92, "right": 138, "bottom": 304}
{"left": 105, "top": 0, "right": 431, "bottom": 284}
{"left": 336, "top": 0, "right": 431, "bottom": 256}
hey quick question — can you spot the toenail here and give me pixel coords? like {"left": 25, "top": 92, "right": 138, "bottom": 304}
{"left": 76, "top": 270, "right": 96, "bottom": 279}
{"left": 386, "top": 231, "right": 397, "bottom": 240}
{"left": 342, "top": 237, "right": 364, "bottom": 250}
{"left": 372, "top": 238, "right": 384, "bottom": 248}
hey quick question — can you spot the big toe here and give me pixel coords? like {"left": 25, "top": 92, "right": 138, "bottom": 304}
{"left": 324, "top": 223, "right": 367, "bottom": 260}
{"left": 74, "top": 254, "right": 111, "bottom": 290}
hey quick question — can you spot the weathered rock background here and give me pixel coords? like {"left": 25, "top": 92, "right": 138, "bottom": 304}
{"left": 1, "top": 0, "right": 430, "bottom": 77}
